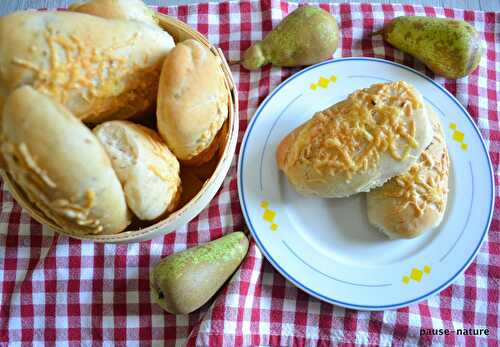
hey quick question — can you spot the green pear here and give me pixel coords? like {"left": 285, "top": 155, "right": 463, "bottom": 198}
{"left": 150, "top": 232, "right": 249, "bottom": 314}
{"left": 242, "top": 6, "right": 338, "bottom": 70}
{"left": 379, "top": 16, "right": 482, "bottom": 79}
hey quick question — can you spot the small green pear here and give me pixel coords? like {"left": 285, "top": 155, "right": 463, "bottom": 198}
{"left": 150, "top": 232, "right": 249, "bottom": 314}
{"left": 379, "top": 16, "right": 482, "bottom": 79}
{"left": 242, "top": 6, "right": 339, "bottom": 70}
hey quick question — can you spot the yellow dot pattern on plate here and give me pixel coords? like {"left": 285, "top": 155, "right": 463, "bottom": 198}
{"left": 310, "top": 75, "right": 337, "bottom": 90}
{"left": 450, "top": 123, "right": 468, "bottom": 150}
{"left": 260, "top": 200, "right": 278, "bottom": 231}
{"left": 402, "top": 265, "right": 431, "bottom": 284}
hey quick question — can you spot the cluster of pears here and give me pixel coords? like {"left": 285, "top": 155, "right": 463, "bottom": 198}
{"left": 241, "top": 6, "right": 482, "bottom": 79}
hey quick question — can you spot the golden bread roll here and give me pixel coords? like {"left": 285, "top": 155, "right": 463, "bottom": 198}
{"left": 157, "top": 39, "right": 229, "bottom": 165}
{"left": 367, "top": 106, "right": 449, "bottom": 239}
{"left": 276, "top": 81, "right": 433, "bottom": 197}
{"left": 93, "top": 121, "right": 181, "bottom": 220}
{"left": 0, "top": 11, "right": 174, "bottom": 123}
{"left": 1, "top": 86, "right": 130, "bottom": 234}
{"left": 69, "top": 0, "right": 158, "bottom": 26}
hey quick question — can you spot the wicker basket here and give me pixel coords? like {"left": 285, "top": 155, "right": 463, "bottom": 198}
{"left": 0, "top": 13, "right": 238, "bottom": 243}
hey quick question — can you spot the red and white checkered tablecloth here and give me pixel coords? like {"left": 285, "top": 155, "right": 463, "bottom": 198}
{"left": 0, "top": 0, "right": 499, "bottom": 345}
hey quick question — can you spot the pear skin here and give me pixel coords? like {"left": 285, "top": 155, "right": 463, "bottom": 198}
{"left": 380, "top": 16, "right": 482, "bottom": 79}
{"left": 150, "top": 232, "right": 249, "bottom": 314}
{"left": 242, "top": 6, "right": 338, "bottom": 70}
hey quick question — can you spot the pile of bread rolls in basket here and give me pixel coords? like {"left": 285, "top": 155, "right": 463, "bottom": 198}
{"left": 0, "top": 0, "right": 233, "bottom": 237}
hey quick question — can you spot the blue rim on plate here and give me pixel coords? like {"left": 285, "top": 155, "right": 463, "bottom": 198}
{"left": 237, "top": 57, "right": 495, "bottom": 310}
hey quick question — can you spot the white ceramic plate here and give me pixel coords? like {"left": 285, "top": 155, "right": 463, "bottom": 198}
{"left": 237, "top": 58, "right": 494, "bottom": 310}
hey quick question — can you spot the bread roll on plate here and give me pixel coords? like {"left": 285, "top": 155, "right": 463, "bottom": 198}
{"left": 157, "top": 39, "right": 229, "bottom": 165}
{"left": 367, "top": 106, "right": 449, "bottom": 239}
{"left": 94, "top": 121, "right": 181, "bottom": 220}
{"left": 276, "top": 81, "right": 433, "bottom": 197}
{"left": 0, "top": 11, "right": 174, "bottom": 123}
{"left": 1, "top": 86, "right": 130, "bottom": 235}
{"left": 69, "top": 0, "right": 158, "bottom": 26}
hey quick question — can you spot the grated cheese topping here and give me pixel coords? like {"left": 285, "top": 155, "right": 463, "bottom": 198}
{"left": 5, "top": 141, "right": 103, "bottom": 233}
{"left": 295, "top": 81, "right": 422, "bottom": 180}
{"left": 18, "top": 142, "right": 57, "bottom": 189}
{"left": 383, "top": 132, "right": 448, "bottom": 217}
{"left": 12, "top": 28, "right": 159, "bottom": 121}
{"left": 51, "top": 188, "right": 102, "bottom": 232}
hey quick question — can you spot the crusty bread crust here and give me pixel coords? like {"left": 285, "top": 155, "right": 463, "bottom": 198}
{"left": 276, "top": 81, "right": 434, "bottom": 198}
{"left": 1, "top": 86, "right": 131, "bottom": 235}
{"left": 157, "top": 39, "right": 229, "bottom": 163}
{"left": 276, "top": 123, "right": 306, "bottom": 171}
{"left": 93, "top": 121, "right": 181, "bottom": 221}
{"left": 181, "top": 119, "right": 228, "bottom": 167}
{"left": 69, "top": 0, "right": 159, "bottom": 25}
{"left": 0, "top": 11, "right": 174, "bottom": 123}
{"left": 366, "top": 105, "right": 449, "bottom": 239}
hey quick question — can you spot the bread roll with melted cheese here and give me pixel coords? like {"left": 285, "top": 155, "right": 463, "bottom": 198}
{"left": 1, "top": 86, "right": 130, "bottom": 235}
{"left": 93, "top": 121, "right": 182, "bottom": 220}
{"left": 0, "top": 11, "right": 174, "bottom": 123}
{"left": 69, "top": 0, "right": 158, "bottom": 26}
{"left": 367, "top": 106, "right": 449, "bottom": 239}
{"left": 276, "top": 81, "right": 433, "bottom": 197}
{"left": 157, "top": 39, "right": 229, "bottom": 165}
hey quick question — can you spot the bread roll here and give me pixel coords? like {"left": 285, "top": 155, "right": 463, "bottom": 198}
{"left": 93, "top": 121, "right": 181, "bottom": 220}
{"left": 276, "top": 81, "right": 433, "bottom": 197}
{"left": 0, "top": 11, "right": 174, "bottom": 123}
{"left": 69, "top": 0, "right": 158, "bottom": 26}
{"left": 367, "top": 106, "right": 449, "bottom": 239}
{"left": 157, "top": 39, "right": 228, "bottom": 165}
{"left": 1, "top": 86, "right": 130, "bottom": 235}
